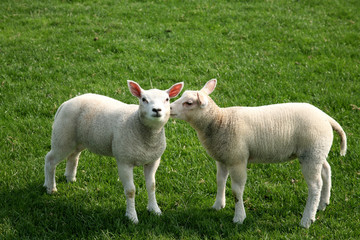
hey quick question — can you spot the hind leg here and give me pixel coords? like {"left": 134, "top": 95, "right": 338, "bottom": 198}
{"left": 44, "top": 139, "right": 78, "bottom": 193}
{"left": 64, "top": 149, "right": 83, "bottom": 183}
{"left": 44, "top": 149, "right": 69, "bottom": 194}
{"left": 318, "top": 161, "right": 331, "bottom": 211}
{"left": 300, "top": 160, "right": 323, "bottom": 228}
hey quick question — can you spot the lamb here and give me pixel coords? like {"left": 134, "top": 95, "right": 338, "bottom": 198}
{"left": 170, "top": 79, "right": 346, "bottom": 228}
{"left": 44, "top": 80, "right": 184, "bottom": 224}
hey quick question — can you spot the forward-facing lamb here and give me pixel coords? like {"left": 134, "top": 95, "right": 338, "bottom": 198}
{"left": 170, "top": 79, "right": 346, "bottom": 228}
{"left": 44, "top": 80, "right": 184, "bottom": 223}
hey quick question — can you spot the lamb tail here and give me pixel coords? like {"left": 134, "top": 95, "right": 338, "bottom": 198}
{"left": 54, "top": 103, "right": 64, "bottom": 120}
{"left": 328, "top": 117, "right": 347, "bottom": 156}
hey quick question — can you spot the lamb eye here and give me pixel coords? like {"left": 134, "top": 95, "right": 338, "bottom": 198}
{"left": 185, "top": 101, "right": 193, "bottom": 106}
{"left": 165, "top": 98, "right": 169, "bottom": 102}
{"left": 142, "top": 98, "right": 148, "bottom": 103}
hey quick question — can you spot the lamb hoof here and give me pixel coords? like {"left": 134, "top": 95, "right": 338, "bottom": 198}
{"left": 212, "top": 202, "right": 225, "bottom": 210}
{"left": 233, "top": 215, "right": 245, "bottom": 224}
{"left": 46, "top": 187, "right": 57, "bottom": 195}
{"left": 317, "top": 202, "right": 329, "bottom": 211}
{"left": 125, "top": 212, "right": 139, "bottom": 224}
{"left": 300, "top": 218, "right": 314, "bottom": 229}
{"left": 66, "top": 177, "right": 76, "bottom": 183}
{"left": 148, "top": 206, "right": 162, "bottom": 216}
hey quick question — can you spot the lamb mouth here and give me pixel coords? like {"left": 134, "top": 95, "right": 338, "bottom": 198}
{"left": 152, "top": 113, "right": 162, "bottom": 118}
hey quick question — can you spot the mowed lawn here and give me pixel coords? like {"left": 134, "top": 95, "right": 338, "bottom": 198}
{"left": 1, "top": 0, "right": 359, "bottom": 239}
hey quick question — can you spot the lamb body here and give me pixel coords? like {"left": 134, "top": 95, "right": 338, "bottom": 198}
{"left": 199, "top": 103, "right": 345, "bottom": 165}
{"left": 170, "top": 79, "right": 346, "bottom": 228}
{"left": 44, "top": 81, "right": 183, "bottom": 223}
{"left": 53, "top": 94, "right": 165, "bottom": 164}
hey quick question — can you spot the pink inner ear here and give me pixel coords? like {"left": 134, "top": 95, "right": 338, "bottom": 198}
{"left": 129, "top": 82, "right": 141, "bottom": 98}
{"left": 202, "top": 79, "right": 217, "bottom": 95}
{"left": 207, "top": 80, "right": 216, "bottom": 92}
{"left": 168, "top": 84, "right": 183, "bottom": 98}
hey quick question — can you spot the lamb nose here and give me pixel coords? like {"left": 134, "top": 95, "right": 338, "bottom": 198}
{"left": 152, "top": 108, "right": 162, "bottom": 113}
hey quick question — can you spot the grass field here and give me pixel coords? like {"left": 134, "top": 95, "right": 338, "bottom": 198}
{"left": 1, "top": 0, "right": 359, "bottom": 239}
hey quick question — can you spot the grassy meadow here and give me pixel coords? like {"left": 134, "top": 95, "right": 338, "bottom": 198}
{"left": 1, "top": 0, "right": 359, "bottom": 239}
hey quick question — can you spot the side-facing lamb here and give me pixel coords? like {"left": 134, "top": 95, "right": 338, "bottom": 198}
{"left": 170, "top": 79, "right": 346, "bottom": 228}
{"left": 44, "top": 80, "right": 184, "bottom": 223}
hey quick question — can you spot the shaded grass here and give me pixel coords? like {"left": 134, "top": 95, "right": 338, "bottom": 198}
{"left": 1, "top": 0, "right": 360, "bottom": 239}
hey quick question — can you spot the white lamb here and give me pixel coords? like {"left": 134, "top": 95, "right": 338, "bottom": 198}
{"left": 44, "top": 80, "right": 184, "bottom": 223}
{"left": 170, "top": 79, "right": 346, "bottom": 228}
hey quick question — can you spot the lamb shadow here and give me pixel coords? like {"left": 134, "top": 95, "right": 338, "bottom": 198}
{"left": 0, "top": 182, "right": 131, "bottom": 238}
{"left": 157, "top": 205, "right": 302, "bottom": 238}
{"left": 0, "top": 182, "right": 302, "bottom": 239}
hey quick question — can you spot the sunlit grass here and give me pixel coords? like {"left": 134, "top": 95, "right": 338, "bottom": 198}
{"left": 1, "top": 0, "right": 359, "bottom": 239}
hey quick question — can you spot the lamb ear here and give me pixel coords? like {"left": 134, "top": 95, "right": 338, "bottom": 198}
{"left": 201, "top": 79, "right": 217, "bottom": 95}
{"left": 127, "top": 80, "right": 142, "bottom": 98}
{"left": 197, "top": 92, "right": 208, "bottom": 108}
{"left": 167, "top": 82, "right": 184, "bottom": 98}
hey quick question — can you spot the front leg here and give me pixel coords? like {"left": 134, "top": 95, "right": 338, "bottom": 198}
{"left": 212, "top": 161, "right": 229, "bottom": 210}
{"left": 144, "top": 159, "right": 161, "bottom": 215}
{"left": 229, "top": 162, "right": 247, "bottom": 224}
{"left": 117, "top": 162, "right": 138, "bottom": 224}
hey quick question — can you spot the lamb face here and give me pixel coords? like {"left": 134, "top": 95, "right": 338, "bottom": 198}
{"left": 129, "top": 81, "right": 184, "bottom": 129}
{"left": 140, "top": 90, "right": 171, "bottom": 127}
{"left": 170, "top": 79, "right": 216, "bottom": 122}
{"left": 170, "top": 91, "right": 199, "bottom": 121}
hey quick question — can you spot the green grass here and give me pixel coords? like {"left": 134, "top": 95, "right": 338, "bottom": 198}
{"left": 1, "top": 0, "right": 359, "bottom": 239}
